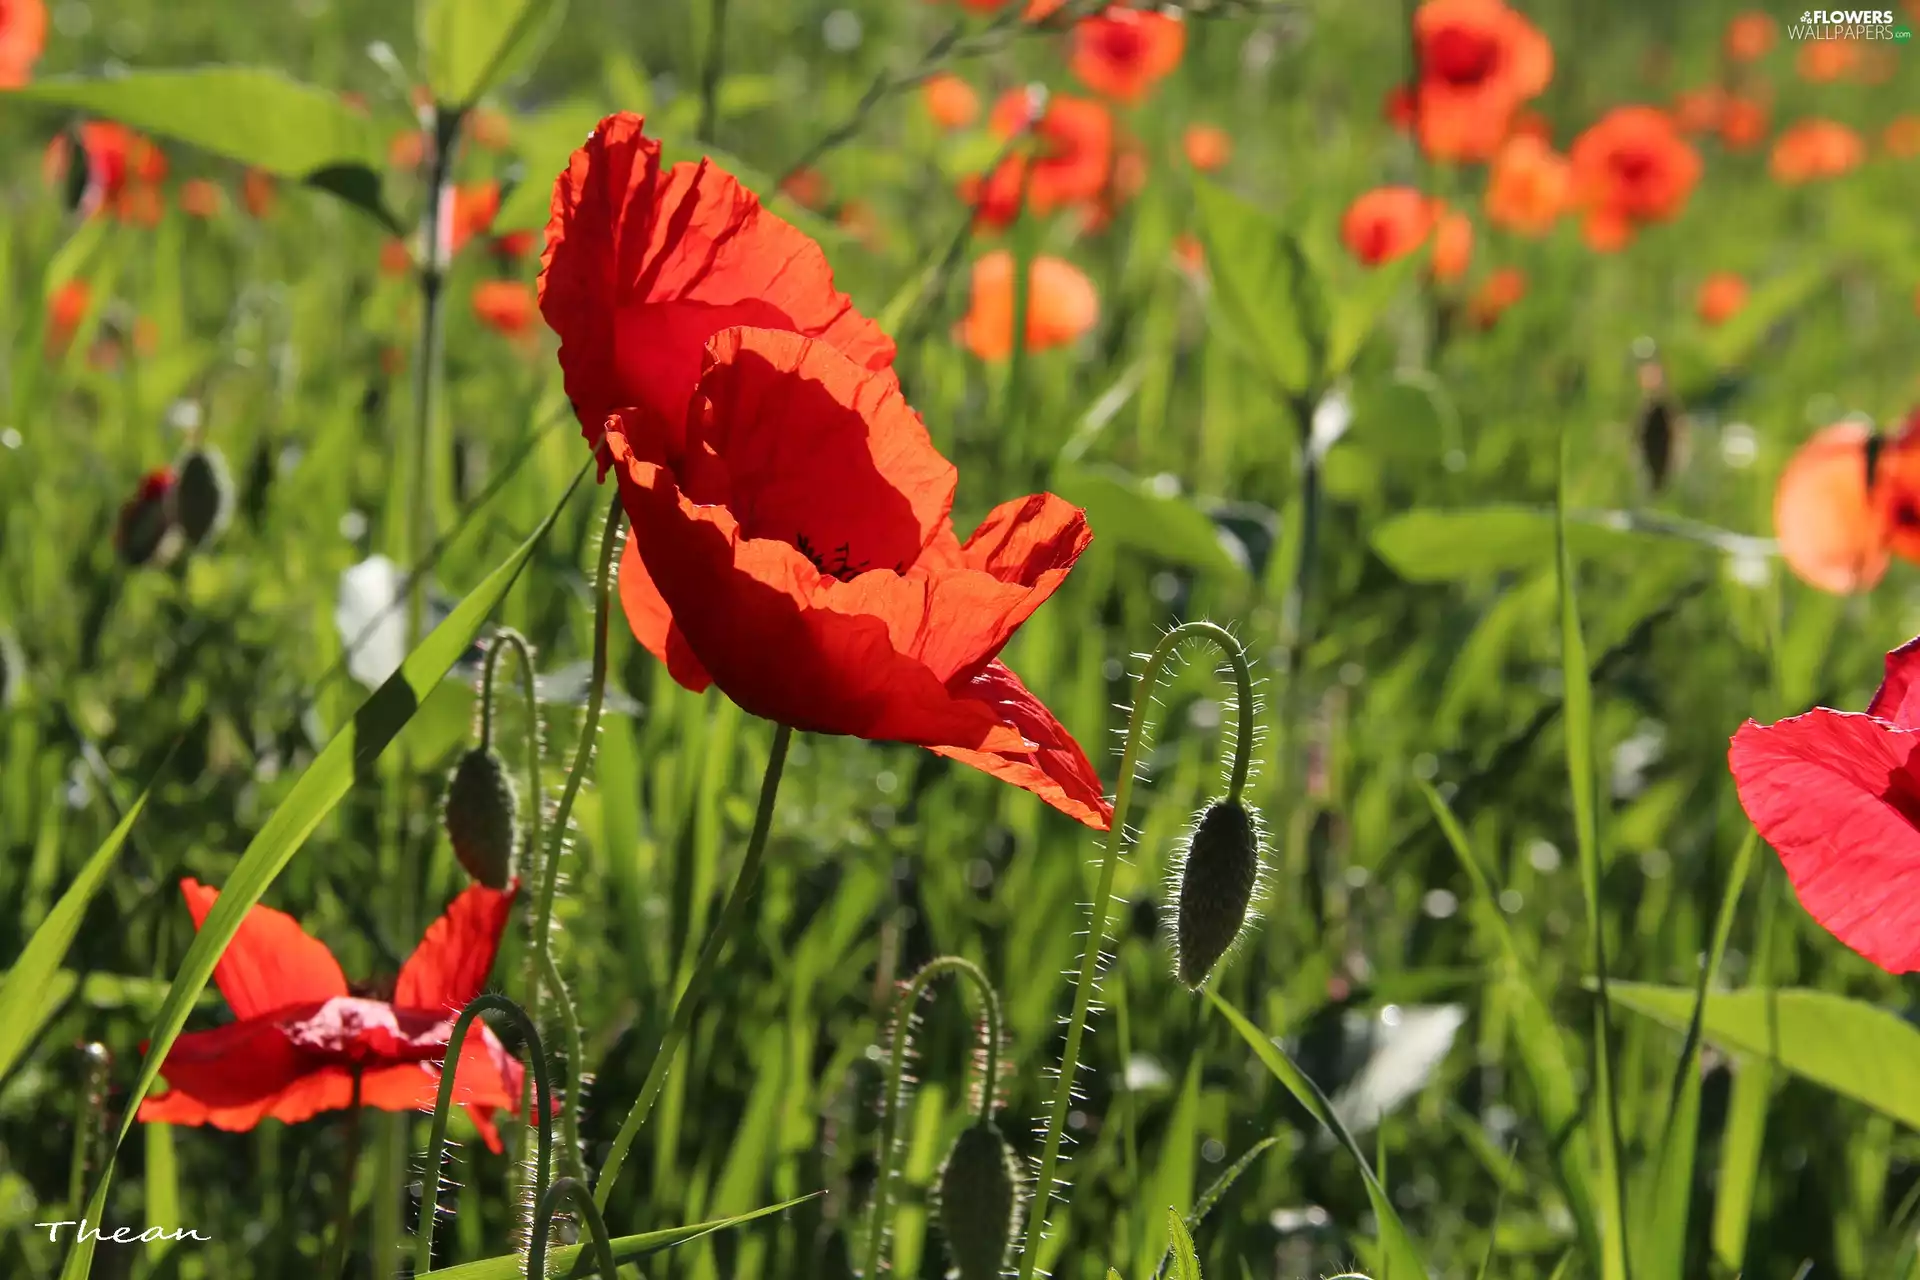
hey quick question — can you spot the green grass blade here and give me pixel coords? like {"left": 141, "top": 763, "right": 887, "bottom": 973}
{"left": 1166, "top": 1209, "right": 1202, "bottom": 1280}
{"left": 0, "top": 786, "right": 155, "bottom": 1084}
{"left": 58, "top": 458, "right": 589, "bottom": 1280}
{"left": 1556, "top": 426, "right": 1630, "bottom": 1280}
{"left": 1711, "top": 868, "right": 1781, "bottom": 1273}
{"left": 1207, "top": 991, "right": 1426, "bottom": 1280}
{"left": 143, "top": 1124, "right": 179, "bottom": 1264}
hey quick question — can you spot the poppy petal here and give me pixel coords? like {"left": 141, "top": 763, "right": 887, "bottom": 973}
{"left": 618, "top": 536, "right": 714, "bottom": 692}
{"left": 1867, "top": 637, "right": 1920, "bottom": 728}
{"left": 930, "top": 660, "right": 1112, "bottom": 830}
{"left": 1731, "top": 712, "right": 1920, "bottom": 972}
{"left": 139, "top": 1018, "right": 321, "bottom": 1122}
{"left": 180, "top": 879, "right": 349, "bottom": 1020}
{"left": 538, "top": 112, "right": 894, "bottom": 457}
{"left": 353, "top": 1062, "right": 506, "bottom": 1153}
{"left": 605, "top": 430, "right": 1027, "bottom": 753}
{"left": 1773, "top": 422, "right": 1890, "bottom": 594}
{"left": 394, "top": 883, "right": 518, "bottom": 1015}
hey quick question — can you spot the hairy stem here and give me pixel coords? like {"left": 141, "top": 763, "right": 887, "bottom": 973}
{"left": 528, "top": 1177, "right": 620, "bottom": 1280}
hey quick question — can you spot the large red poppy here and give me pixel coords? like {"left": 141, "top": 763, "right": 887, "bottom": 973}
{"left": 1069, "top": 6, "right": 1187, "bottom": 104}
{"left": 138, "top": 881, "right": 526, "bottom": 1150}
{"left": 1405, "top": 0, "right": 1554, "bottom": 161}
{"left": 603, "top": 325, "right": 1112, "bottom": 830}
{"left": 538, "top": 112, "right": 895, "bottom": 460}
{"left": 1731, "top": 638, "right": 1920, "bottom": 972}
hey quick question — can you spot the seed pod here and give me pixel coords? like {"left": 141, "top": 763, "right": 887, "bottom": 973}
{"left": 443, "top": 746, "right": 520, "bottom": 889}
{"left": 1175, "top": 797, "right": 1261, "bottom": 988}
{"left": 174, "top": 445, "right": 234, "bottom": 547}
{"left": 935, "top": 1121, "right": 1021, "bottom": 1280}
{"left": 114, "top": 467, "right": 177, "bottom": 567}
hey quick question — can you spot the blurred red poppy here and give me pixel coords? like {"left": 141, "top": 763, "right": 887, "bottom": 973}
{"left": 923, "top": 72, "right": 980, "bottom": 129}
{"left": 1730, "top": 635, "right": 1920, "bottom": 973}
{"left": 1569, "top": 106, "right": 1700, "bottom": 251}
{"left": 1724, "top": 11, "right": 1776, "bottom": 61}
{"left": 1069, "top": 6, "right": 1186, "bottom": 104}
{"left": 47, "top": 279, "right": 90, "bottom": 352}
{"left": 45, "top": 123, "right": 167, "bottom": 220}
{"left": 445, "top": 181, "right": 501, "bottom": 256}
{"left": 538, "top": 113, "right": 895, "bottom": 460}
{"left": 1718, "top": 94, "right": 1768, "bottom": 150}
{"left": 1772, "top": 422, "right": 1899, "bottom": 593}
{"left": 602, "top": 326, "right": 1112, "bottom": 829}
{"left": 380, "top": 238, "right": 413, "bottom": 277}
{"left": 961, "top": 251, "right": 1099, "bottom": 359}
{"left": 138, "top": 881, "right": 526, "bottom": 1149}
{"left": 1797, "top": 39, "right": 1860, "bottom": 82}
{"left": 470, "top": 106, "right": 513, "bottom": 151}
{"left": 494, "top": 229, "right": 537, "bottom": 259}
{"left": 0, "top": 0, "right": 45, "bottom": 87}
{"left": 179, "top": 179, "right": 224, "bottom": 220}
{"left": 1885, "top": 115, "right": 1920, "bottom": 158}
{"left": 1430, "top": 205, "right": 1473, "bottom": 283}
{"left": 1695, "top": 272, "right": 1747, "bottom": 326}
{"left": 1484, "top": 134, "right": 1571, "bottom": 234}
{"left": 1467, "top": 266, "right": 1526, "bottom": 328}
{"left": 243, "top": 169, "right": 276, "bottom": 219}
{"left": 965, "top": 91, "right": 1115, "bottom": 229}
{"left": 1404, "top": 0, "right": 1554, "bottom": 161}
{"left": 1770, "top": 119, "right": 1863, "bottom": 183}
{"left": 389, "top": 129, "right": 427, "bottom": 170}
{"left": 1671, "top": 86, "right": 1725, "bottom": 135}
{"left": 1341, "top": 187, "right": 1434, "bottom": 266}
{"left": 779, "top": 167, "right": 828, "bottom": 211}
{"left": 474, "top": 280, "right": 537, "bottom": 337}
{"left": 1182, "top": 124, "right": 1231, "bottom": 171}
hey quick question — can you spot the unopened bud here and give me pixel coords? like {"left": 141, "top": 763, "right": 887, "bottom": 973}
{"left": 1174, "top": 797, "right": 1261, "bottom": 988}
{"left": 114, "top": 467, "right": 178, "bottom": 567}
{"left": 174, "top": 446, "right": 234, "bottom": 547}
{"left": 443, "top": 746, "right": 520, "bottom": 889}
{"left": 935, "top": 1122, "right": 1021, "bottom": 1280}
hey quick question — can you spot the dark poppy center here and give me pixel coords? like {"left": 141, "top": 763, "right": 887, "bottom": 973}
{"left": 1610, "top": 147, "right": 1659, "bottom": 185}
{"left": 1095, "top": 24, "right": 1148, "bottom": 66}
{"left": 793, "top": 532, "right": 897, "bottom": 582}
{"left": 1426, "top": 26, "right": 1501, "bottom": 86}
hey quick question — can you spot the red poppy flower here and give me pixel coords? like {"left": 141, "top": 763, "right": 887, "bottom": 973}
{"left": 0, "top": 0, "right": 46, "bottom": 88}
{"left": 444, "top": 181, "right": 501, "bottom": 257}
{"left": 1569, "top": 106, "right": 1700, "bottom": 251}
{"left": 138, "top": 881, "right": 526, "bottom": 1150}
{"left": 243, "top": 169, "right": 276, "bottom": 219}
{"left": 1340, "top": 187, "right": 1434, "bottom": 266}
{"left": 779, "top": 167, "right": 829, "bottom": 212}
{"left": 1718, "top": 95, "right": 1768, "bottom": 150}
{"left": 1797, "top": 39, "right": 1860, "bottom": 82}
{"left": 923, "top": 73, "right": 981, "bottom": 129}
{"left": 473, "top": 280, "right": 537, "bottom": 337}
{"left": 1772, "top": 421, "right": 1910, "bottom": 594}
{"left": 539, "top": 112, "right": 895, "bottom": 459}
{"left": 1770, "top": 119, "right": 1863, "bottom": 184}
{"left": 964, "top": 91, "right": 1115, "bottom": 230}
{"left": 1724, "top": 11, "right": 1776, "bottom": 61}
{"left": 1467, "top": 267, "right": 1526, "bottom": 328}
{"left": 179, "top": 179, "right": 224, "bottom": 220}
{"left": 1728, "top": 636, "right": 1920, "bottom": 973}
{"left": 961, "top": 251, "right": 1099, "bottom": 360}
{"left": 1406, "top": 0, "right": 1554, "bottom": 162}
{"left": 602, "top": 325, "right": 1111, "bottom": 830}
{"left": 469, "top": 106, "right": 513, "bottom": 152}
{"left": 494, "top": 229, "right": 537, "bottom": 260}
{"left": 47, "top": 278, "right": 90, "bottom": 351}
{"left": 1695, "top": 272, "right": 1747, "bottom": 326}
{"left": 45, "top": 123, "right": 167, "bottom": 220}
{"left": 1182, "top": 124, "right": 1231, "bottom": 172}
{"left": 1484, "top": 134, "right": 1571, "bottom": 234}
{"left": 1069, "top": 6, "right": 1186, "bottom": 104}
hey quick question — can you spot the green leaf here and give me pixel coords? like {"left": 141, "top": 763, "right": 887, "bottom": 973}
{"left": 1206, "top": 991, "right": 1427, "bottom": 1280}
{"left": 1325, "top": 249, "right": 1421, "bottom": 380}
{"left": 7, "top": 70, "right": 393, "bottom": 229}
{"left": 421, "top": 1193, "right": 822, "bottom": 1277}
{"left": 417, "top": 0, "right": 566, "bottom": 109}
{"left": 1370, "top": 506, "right": 1711, "bottom": 583}
{"left": 1610, "top": 983, "right": 1920, "bottom": 1130}
{"left": 58, "top": 461, "right": 590, "bottom": 1280}
{"left": 1698, "top": 262, "right": 1828, "bottom": 372}
{"left": 143, "top": 1124, "right": 179, "bottom": 1263}
{"left": 1193, "top": 180, "right": 1327, "bottom": 398}
{"left": 1054, "top": 466, "right": 1250, "bottom": 585}
{"left": 1166, "top": 1210, "right": 1203, "bottom": 1280}
{"left": 0, "top": 787, "right": 153, "bottom": 1084}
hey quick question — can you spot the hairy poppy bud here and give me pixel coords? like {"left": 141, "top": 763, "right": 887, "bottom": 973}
{"left": 443, "top": 746, "right": 520, "bottom": 889}
{"left": 1174, "top": 797, "right": 1262, "bottom": 988}
{"left": 114, "top": 467, "right": 178, "bottom": 567}
{"left": 174, "top": 446, "right": 234, "bottom": 547}
{"left": 935, "top": 1121, "right": 1021, "bottom": 1280}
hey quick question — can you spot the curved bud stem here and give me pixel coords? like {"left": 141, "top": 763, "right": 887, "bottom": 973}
{"left": 527, "top": 1175, "right": 620, "bottom": 1280}
{"left": 526, "top": 496, "right": 623, "bottom": 1182}
{"left": 414, "top": 994, "right": 554, "bottom": 1276}
{"left": 478, "top": 626, "right": 538, "bottom": 759}
{"left": 863, "top": 955, "right": 1005, "bottom": 1278}
{"left": 1015, "top": 619, "right": 1253, "bottom": 1279}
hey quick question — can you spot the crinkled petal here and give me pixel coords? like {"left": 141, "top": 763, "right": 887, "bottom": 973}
{"left": 1867, "top": 637, "right": 1920, "bottom": 728}
{"left": 138, "top": 1018, "right": 323, "bottom": 1127}
{"left": 1731, "top": 711, "right": 1920, "bottom": 972}
{"left": 180, "top": 879, "right": 348, "bottom": 1021}
{"left": 394, "top": 883, "right": 518, "bottom": 1015}
{"left": 618, "top": 536, "right": 715, "bottom": 692}
{"left": 929, "top": 661, "right": 1112, "bottom": 830}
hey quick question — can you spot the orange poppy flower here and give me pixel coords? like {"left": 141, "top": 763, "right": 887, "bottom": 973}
{"left": 1484, "top": 134, "right": 1571, "bottom": 234}
{"left": 1430, "top": 205, "right": 1473, "bottom": 283}
{"left": 1696, "top": 272, "right": 1748, "bottom": 326}
{"left": 380, "top": 238, "right": 413, "bottom": 277}
{"left": 138, "top": 881, "right": 527, "bottom": 1149}
{"left": 961, "top": 251, "right": 1099, "bottom": 360}
{"left": 1172, "top": 232, "right": 1205, "bottom": 275}
{"left": 469, "top": 106, "right": 512, "bottom": 151}
{"left": 779, "top": 167, "right": 828, "bottom": 211}
{"left": 179, "top": 179, "right": 222, "bottom": 219}
{"left": 1797, "top": 39, "right": 1860, "bottom": 82}
{"left": 473, "top": 280, "right": 537, "bottom": 337}
{"left": 47, "top": 123, "right": 167, "bottom": 220}
{"left": 243, "top": 169, "right": 276, "bottom": 219}
{"left": 1569, "top": 106, "right": 1700, "bottom": 251}
{"left": 1070, "top": 6, "right": 1187, "bottom": 104}
{"left": 1341, "top": 187, "right": 1434, "bottom": 266}
{"left": 1770, "top": 119, "right": 1863, "bottom": 183}
{"left": 1885, "top": 115, "right": 1920, "bottom": 158}
{"left": 1672, "top": 86, "right": 1726, "bottom": 135}
{"left": 538, "top": 112, "right": 894, "bottom": 459}
{"left": 494, "top": 229, "right": 537, "bottom": 259}
{"left": 444, "top": 181, "right": 500, "bottom": 256}
{"left": 966, "top": 92, "right": 1115, "bottom": 229}
{"left": 1407, "top": 0, "right": 1554, "bottom": 161}
{"left": 923, "top": 72, "right": 980, "bottom": 129}
{"left": 1468, "top": 266, "right": 1526, "bottom": 328}
{"left": 0, "top": 0, "right": 45, "bottom": 87}
{"left": 1773, "top": 422, "right": 1898, "bottom": 593}
{"left": 47, "top": 278, "right": 89, "bottom": 351}
{"left": 600, "top": 327, "right": 1112, "bottom": 829}
{"left": 1182, "top": 124, "right": 1232, "bottom": 171}
{"left": 389, "top": 128, "right": 427, "bottom": 171}
{"left": 1724, "top": 11, "right": 1776, "bottom": 61}
{"left": 1719, "top": 95, "right": 1768, "bottom": 150}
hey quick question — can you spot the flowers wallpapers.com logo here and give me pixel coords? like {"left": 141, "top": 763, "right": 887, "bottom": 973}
{"left": 1792, "top": 8, "right": 1915, "bottom": 38}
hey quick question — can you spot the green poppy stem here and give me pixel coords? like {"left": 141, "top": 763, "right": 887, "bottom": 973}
{"left": 321, "top": 1069, "right": 364, "bottom": 1280}
{"left": 592, "top": 720, "right": 794, "bottom": 1212}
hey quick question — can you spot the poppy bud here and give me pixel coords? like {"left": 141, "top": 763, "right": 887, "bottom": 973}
{"left": 174, "top": 446, "right": 234, "bottom": 547}
{"left": 935, "top": 1121, "right": 1022, "bottom": 1280}
{"left": 1173, "top": 797, "right": 1262, "bottom": 988}
{"left": 114, "top": 467, "right": 178, "bottom": 567}
{"left": 443, "top": 746, "right": 520, "bottom": 889}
